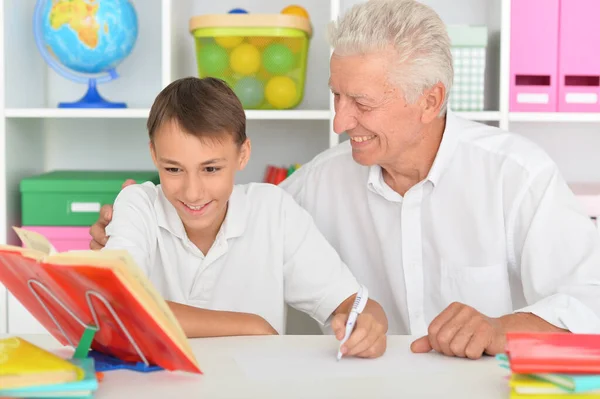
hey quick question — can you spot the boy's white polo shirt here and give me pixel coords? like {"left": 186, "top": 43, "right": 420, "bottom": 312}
{"left": 104, "top": 182, "right": 360, "bottom": 334}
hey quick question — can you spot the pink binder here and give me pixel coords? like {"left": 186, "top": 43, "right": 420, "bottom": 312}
{"left": 509, "top": 0, "right": 560, "bottom": 112}
{"left": 20, "top": 226, "right": 91, "bottom": 252}
{"left": 558, "top": 0, "right": 600, "bottom": 112}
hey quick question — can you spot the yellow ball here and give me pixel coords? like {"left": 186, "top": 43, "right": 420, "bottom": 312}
{"left": 230, "top": 43, "right": 261, "bottom": 75}
{"left": 265, "top": 76, "right": 298, "bottom": 109}
{"left": 215, "top": 36, "right": 244, "bottom": 48}
{"left": 281, "top": 5, "right": 310, "bottom": 19}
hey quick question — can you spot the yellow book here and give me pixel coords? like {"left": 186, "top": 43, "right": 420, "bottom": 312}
{"left": 510, "top": 374, "right": 600, "bottom": 398}
{"left": 511, "top": 391, "right": 600, "bottom": 398}
{"left": 0, "top": 337, "right": 83, "bottom": 390}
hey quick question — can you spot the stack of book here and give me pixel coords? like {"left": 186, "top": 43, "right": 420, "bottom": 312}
{"left": 0, "top": 337, "right": 99, "bottom": 398}
{"left": 263, "top": 163, "right": 301, "bottom": 185}
{"left": 497, "top": 332, "right": 600, "bottom": 398}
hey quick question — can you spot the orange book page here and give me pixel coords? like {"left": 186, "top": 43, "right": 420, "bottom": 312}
{"left": 39, "top": 259, "right": 200, "bottom": 373}
{"left": 0, "top": 228, "right": 200, "bottom": 373}
{"left": 13, "top": 226, "right": 188, "bottom": 348}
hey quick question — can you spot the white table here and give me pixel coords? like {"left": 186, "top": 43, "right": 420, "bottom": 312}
{"left": 10, "top": 334, "right": 511, "bottom": 399}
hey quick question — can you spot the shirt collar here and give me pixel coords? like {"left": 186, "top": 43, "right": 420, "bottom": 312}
{"left": 367, "top": 110, "right": 461, "bottom": 198}
{"left": 367, "top": 164, "right": 403, "bottom": 202}
{"left": 425, "top": 109, "right": 461, "bottom": 186}
{"left": 155, "top": 185, "right": 248, "bottom": 241}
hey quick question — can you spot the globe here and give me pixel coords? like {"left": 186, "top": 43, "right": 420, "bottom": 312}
{"left": 33, "top": 0, "right": 138, "bottom": 108}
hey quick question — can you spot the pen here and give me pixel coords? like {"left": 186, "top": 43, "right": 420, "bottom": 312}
{"left": 337, "top": 284, "right": 369, "bottom": 361}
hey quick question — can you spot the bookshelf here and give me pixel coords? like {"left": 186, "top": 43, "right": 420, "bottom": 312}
{"left": 1, "top": 0, "right": 598, "bottom": 335}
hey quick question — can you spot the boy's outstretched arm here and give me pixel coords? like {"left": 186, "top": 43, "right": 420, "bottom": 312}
{"left": 331, "top": 296, "right": 388, "bottom": 359}
{"left": 167, "top": 301, "right": 278, "bottom": 338}
{"left": 103, "top": 185, "right": 279, "bottom": 339}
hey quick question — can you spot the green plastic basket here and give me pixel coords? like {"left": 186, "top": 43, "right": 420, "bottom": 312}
{"left": 189, "top": 14, "right": 312, "bottom": 110}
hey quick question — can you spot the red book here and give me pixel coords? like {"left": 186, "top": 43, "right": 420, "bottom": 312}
{"left": 506, "top": 332, "right": 600, "bottom": 374}
{"left": 275, "top": 167, "right": 288, "bottom": 185}
{"left": 263, "top": 165, "right": 274, "bottom": 183}
{"left": 267, "top": 165, "right": 279, "bottom": 184}
{"left": 0, "top": 227, "right": 201, "bottom": 374}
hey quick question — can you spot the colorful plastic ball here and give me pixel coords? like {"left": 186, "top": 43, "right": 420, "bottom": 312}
{"left": 215, "top": 36, "right": 244, "bottom": 48}
{"left": 262, "top": 43, "right": 295, "bottom": 74}
{"left": 248, "top": 36, "right": 274, "bottom": 48}
{"left": 234, "top": 77, "right": 265, "bottom": 108}
{"left": 281, "top": 5, "right": 310, "bottom": 19}
{"left": 257, "top": 67, "right": 271, "bottom": 81}
{"left": 198, "top": 43, "right": 229, "bottom": 75}
{"left": 265, "top": 76, "right": 298, "bottom": 109}
{"left": 198, "top": 37, "right": 215, "bottom": 45}
{"left": 278, "top": 37, "right": 304, "bottom": 53}
{"left": 213, "top": 74, "right": 236, "bottom": 88}
{"left": 230, "top": 43, "right": 261, "bottom": 75}
{"left": 228, "top": 8, "right": 248, "bottom": 14}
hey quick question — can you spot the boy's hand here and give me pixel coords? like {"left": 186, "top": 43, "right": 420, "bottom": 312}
{"left": 332, "top": 298, "right": 388, "bottom": 359}
{"left": 89, "top": 179, "right": 137, "bottom": 250}
{"left": 89, "top": 205, "right": 113, "bottom": 250}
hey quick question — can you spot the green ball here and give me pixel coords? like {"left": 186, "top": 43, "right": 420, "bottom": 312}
{"left": 234, "top": 77, "right": 265, "bottom": 108}
{"left": 262, "top": 43, "right": 295, "bottom": 75}
{"left": 198, "top": 43, "right": 229, "bottom": 75}
{"left": 213, "top": 75, "right": 236, "bottom": 89}
{"left": 198, "top": 37, "right": 215, "bottom": 45}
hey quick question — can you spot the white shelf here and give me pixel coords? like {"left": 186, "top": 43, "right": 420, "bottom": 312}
{"left": 509, "top": 112, "right": 600, "bottom": 123}
{"left": 246, "top": 110, "right": 330, "bottom": 120}
{"left": 455, "top": 111, "right": 501, "bottom": 121}
{"left": 4, "top": 108, "right": 150, "bottom": 119}
{"left": 4, "top": 108, "right": 331, "bottom": 121}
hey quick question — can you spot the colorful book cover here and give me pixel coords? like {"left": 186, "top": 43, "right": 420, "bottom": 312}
{"left": 0, "top": 227, "right": 201, "bottom": 374}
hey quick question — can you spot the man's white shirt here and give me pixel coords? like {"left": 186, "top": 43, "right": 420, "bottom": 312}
{"left": 281, "top": 110, "right": 600, "bottom": 336}
{"left": 104, "top": 182, "right": 360, "bottom": 334}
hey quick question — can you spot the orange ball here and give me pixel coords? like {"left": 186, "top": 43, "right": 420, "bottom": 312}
{"left": 281, "top": 5, "right": 310, "bottom": 19}
{"left": 248, "top": 36, "right": 274, "bottom": 48}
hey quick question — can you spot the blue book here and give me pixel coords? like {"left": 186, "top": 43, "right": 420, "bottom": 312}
{"left": 533, "top": 373, "right": 600, "bottom": 393}
{"left": 0, "top": 357, "right": 97, "bottom": 398}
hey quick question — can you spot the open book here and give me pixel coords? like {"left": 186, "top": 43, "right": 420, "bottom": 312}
{"left": 0, "top": 227, "right": 201, "bottom": 374}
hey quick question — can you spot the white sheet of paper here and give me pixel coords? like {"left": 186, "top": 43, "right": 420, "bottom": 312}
{"left": 232, "top": 343, "right": 453, "bottom": 381}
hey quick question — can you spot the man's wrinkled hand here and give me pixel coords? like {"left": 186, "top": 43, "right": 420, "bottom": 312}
{"left": 410, "top": 302, "right": 505, "bottom": 359}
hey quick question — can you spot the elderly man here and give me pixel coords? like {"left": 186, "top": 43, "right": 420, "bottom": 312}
{"left": 90, "top": 0, "right": 600, "bottom": 359}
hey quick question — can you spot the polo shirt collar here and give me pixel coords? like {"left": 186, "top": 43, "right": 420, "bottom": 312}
{"left": 155, "top": 185, "right": 248, "bottom": 241}
{"left": 367, "top": 110, "right": 461, "bottom": 198}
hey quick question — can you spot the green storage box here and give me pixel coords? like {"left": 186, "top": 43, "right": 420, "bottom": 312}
{"left": 20, "top": 170, "right": 160, "bottom": 226}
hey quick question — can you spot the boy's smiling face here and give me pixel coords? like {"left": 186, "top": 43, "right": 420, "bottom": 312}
{"left": 150, "top": 119, "right": 250, "bottom": 239}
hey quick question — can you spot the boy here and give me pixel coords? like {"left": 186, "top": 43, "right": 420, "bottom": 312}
{"left": 103, "top": 77, "right": 388, "bottom": 359}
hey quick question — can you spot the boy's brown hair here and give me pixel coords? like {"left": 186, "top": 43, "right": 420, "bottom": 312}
{"left": 147, "top": 77, "right": 246, "bottom": 146}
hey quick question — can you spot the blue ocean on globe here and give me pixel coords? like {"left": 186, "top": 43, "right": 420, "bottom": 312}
{"left": 39, "top": 0, "right": 138, "bottom": 75}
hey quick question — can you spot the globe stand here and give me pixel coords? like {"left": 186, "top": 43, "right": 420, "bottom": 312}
{"left": 59, "top": 79, "right": 126, "bottom": 109}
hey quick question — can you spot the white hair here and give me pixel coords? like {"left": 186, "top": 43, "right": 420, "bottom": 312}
{"left": 327, "top": 0, "right": 453, "bottom": 116}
